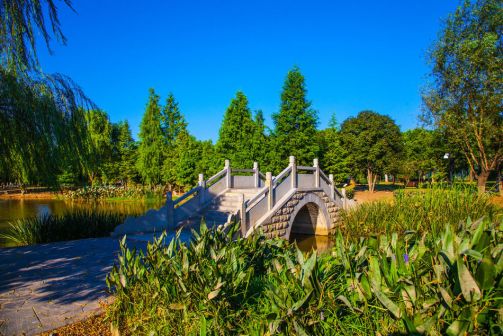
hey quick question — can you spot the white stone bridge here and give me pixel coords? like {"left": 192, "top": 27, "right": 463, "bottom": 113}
{"left": 112, "top": 156, "right": 352, "bottom": 240}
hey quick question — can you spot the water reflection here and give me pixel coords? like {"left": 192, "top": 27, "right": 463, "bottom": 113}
{"left": 290, "top": 233, "right": 334, "bottom": 254}
{"left": 0, "top": 199, "right": 164, "bottom": 247}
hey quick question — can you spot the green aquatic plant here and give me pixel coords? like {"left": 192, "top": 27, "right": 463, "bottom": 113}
{"left": 106, "top": 215, "right": 502, "bottom": 335}
{"left": 1, "top": 210, "right": 126, "bottom": 246}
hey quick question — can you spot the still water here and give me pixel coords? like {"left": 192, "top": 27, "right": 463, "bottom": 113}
{"left": 0, "top": 199, "right": 164, "bottom": 247}
{"left": 0, "top": 199, "right": 332, "bottom": 252}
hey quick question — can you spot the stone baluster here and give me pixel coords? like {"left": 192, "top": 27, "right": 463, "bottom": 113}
{"left": 253, "top": 162, "right": 259, "bottom": 188}
{"left": 329, "top": 174, "right": 335, "bottom": 199}
{"left": 314, "top": 158, "right": 320, "bottom": 188}
{"left": 266, "top": 172, "right": 273, "bottom": 210}
{"left": 198, "top": 173, "right": 205, "bottom": 206}
{"left": 290, "top": 156, "right": 297, "bottom": 189}
{"left": 225, "top": 159, "right": 231, "bottom": 188}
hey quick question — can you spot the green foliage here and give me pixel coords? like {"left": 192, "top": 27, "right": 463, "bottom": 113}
{"left": 249, "top": 110, "right": 269, "bottom": 169}
{"left": 340, "top": 111, "right": 403, "bottom": 192}
{"left": 0, "top": 69, "right": 90, "bottom": 185}
{"left": 0, "top": 0, "right": 72, "bottom": 72}
{"left": 317, "top": 113, "right": 350, "bottom": 183}
{"left": 0, "top": 210, "right": 126, "bottom": 246}
{"left": 271, "top": 66, "right": 319, "bottom": 173}
{"left": 216, "top": 91, "right": 256, "bottom": 168}
{"left": 84, "top": 109, "right": 113, "bottom": 184}
{"left": 341, "top": 187, "right": 501, "bottom": 237}
{"left": 106, "top": 214, "right": 502, "bottom": 335}
{"left": 137, "top": 89, "right": 165, "bottom": 185}
{"left": 422, "top": 0, "right": 502, "bottom": 191}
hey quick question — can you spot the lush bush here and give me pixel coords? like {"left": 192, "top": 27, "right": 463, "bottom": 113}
{"left": 63, "top": 185, "right": 164, "bottom": 200}
{"left": 341, "top": 187, "right": 500, "bottom": 237}
{"left": 106, "top": 217, "right": 502, "bottom": 335}
{"left": 0, "top": 210, "right": 126, "bottom": 246}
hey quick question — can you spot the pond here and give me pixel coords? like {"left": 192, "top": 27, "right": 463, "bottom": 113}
{"left": 0, "top": 198, "right": 164, "bottom": 247}
{"left": 0, "top": 199, "right": 332, "bottom": 252}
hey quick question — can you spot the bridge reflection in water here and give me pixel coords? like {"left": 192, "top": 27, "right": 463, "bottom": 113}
{"left": 289, "top": 233, "right": 334, "bottom": 253}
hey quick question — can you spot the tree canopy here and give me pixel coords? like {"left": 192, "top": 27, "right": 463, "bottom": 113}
{"left": 271, "top": 67, "right": 319, "bottom": 172}
{"left": 423, "top": 0, "right": 502, "bottom": 192}
{"left": 340, "top": 111, "right": 403, "bottom": 192}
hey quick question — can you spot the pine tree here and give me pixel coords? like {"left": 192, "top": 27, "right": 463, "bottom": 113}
{"left": 250, "top": 109, "right": 269, "bottom": 169}
{"left": 161, "top": 93, "right": 187, "bottom": 146}
{"left": 216, "top": 91, "right": 255, "bottom": 168}
{"left": 137, "top": 89, "right": 164, "bottom": 185}
{"left": 174, "top": 130, "right": 201, "bottom": 190}
{"left": 161, "top": 93, "right": 188, "bottom": 189}
{"left": 271, "top": 67, "right": 318, "bottom": 172}
{"left": 116, "top": 121, "right": 138, "bottom": 185}
{"left": 319, "top": 113, "right": 350, "bottom": 183}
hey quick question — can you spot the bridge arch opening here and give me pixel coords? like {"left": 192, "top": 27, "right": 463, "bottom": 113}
{"left": 288, "top": 200, "right": 333, "bottom": 251}
{"left": 290, "top": 202, "right": 326, "bottom": 236}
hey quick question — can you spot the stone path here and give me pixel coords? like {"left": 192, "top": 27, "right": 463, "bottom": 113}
{"left": 0, "top": 237, "right": 154, "bottom": 336}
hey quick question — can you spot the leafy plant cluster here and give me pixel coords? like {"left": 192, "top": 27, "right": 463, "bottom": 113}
{"left": 0, "top": 210, "right": 127, "bottom": 246}
{"left": 106, "top": 216, "right": 502, "bottom": 335}
{"left": 62, "top": 185, "right": 164, "bottom": 200}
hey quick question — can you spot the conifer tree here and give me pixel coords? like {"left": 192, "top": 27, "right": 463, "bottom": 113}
{"left": 137, "top": 89, "right": 164, "bottom": 185}
{"left": 116, "top": 121, "right": 138, "bottom": 185}
{"left": 271, "top": 67, "right": 319, "bottom": 172}
{"left": 216, "top": 91, "right": 255, "bottom": 168}
{"left": 250, "top": 110, "right": 269, "bottom": 169}
{"left": 161, "top": 93, "right": 187, "bottom": 146}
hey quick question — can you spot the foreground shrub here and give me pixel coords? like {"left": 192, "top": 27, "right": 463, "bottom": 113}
{"left": 341, "top": 187, "right": 500, "bottom": 236}
{"left": 1, "top": 210, "right": 126, "bottom": 246}
{"left": 106, "top": 217, "right": 502, "bottom": 335}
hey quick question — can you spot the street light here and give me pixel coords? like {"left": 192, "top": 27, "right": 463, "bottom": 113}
{"left": 443, "top": 153, "right": 453, "bottom": 184}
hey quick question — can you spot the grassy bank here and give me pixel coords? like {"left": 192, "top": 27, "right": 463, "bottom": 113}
{"left": 106, "top": 217, "right": 502, "bottom": 335}
{"left": 0, "top": 210, "right": 126, "bottom": 246}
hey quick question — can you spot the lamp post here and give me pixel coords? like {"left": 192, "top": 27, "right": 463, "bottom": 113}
{"left": 443, "top": 153, "right": 454, "bottom": 185}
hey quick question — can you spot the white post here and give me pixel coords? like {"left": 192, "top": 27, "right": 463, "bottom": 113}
{"left": 266, "top": 172, "right": 273, "bottom": 210}
{"left": 313, "top": 158, "right": 320, "bottom": 188}
{"left": 290, "top": 156, "right": 297, "bottom": 189}
{"left": 225, "top": 159, "right": 231, "bottom": 188}
{"left": 342, "top": 188, "right": 347, "bottom": 210}
{"left": 198, "top": 173, "right": 205, "bottom": 206}
{"left": 240, "top": 193, "right": 246, "bottom": 236}
{"left": 329, "top": 173, "right": 335, "bottom": 199}
{"left": 253, "top": 162, "right": 259, "bottom": 188}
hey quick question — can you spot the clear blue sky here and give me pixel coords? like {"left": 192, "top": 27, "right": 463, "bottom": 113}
{"left": 37, "top": 0, "right": 460, "bottom": 141}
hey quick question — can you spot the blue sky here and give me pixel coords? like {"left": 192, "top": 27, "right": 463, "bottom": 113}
{"left": 37, "top": 0, "right": 460, "bottom": 141}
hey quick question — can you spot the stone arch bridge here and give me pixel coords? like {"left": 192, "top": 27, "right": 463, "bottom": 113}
{"left": 113, "top": 157, "right": 353, "bottom": 240}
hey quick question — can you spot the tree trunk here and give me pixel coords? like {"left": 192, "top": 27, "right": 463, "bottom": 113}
{"left": 477, "top": 170, "right": 490, "bottom": 194}
{"left": 367, "top": 169, "right": 377, "bottom": 193}
{"left": 385, "top": 174, "right": 389, "bottom": 183}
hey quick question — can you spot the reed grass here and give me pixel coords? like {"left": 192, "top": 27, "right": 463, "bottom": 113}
{"left": 341, "top": 186, "right": 501, "bottom": 237}
{"left": 1, "top": 210, "right": 126, "bottom": 246}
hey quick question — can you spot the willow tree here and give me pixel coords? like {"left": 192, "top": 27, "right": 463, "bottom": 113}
{"left": 423, "top": 0, "right": 502, "bottom": 193}
{"left": 0, "top": 0, "right": 91, "bottom": 185}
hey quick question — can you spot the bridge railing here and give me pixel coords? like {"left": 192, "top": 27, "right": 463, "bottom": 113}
{"left": 242, "top": 156, "right": 344, "bottom": 235}
{"left": 169, "top": 160, "right": 266, "bottom": 226}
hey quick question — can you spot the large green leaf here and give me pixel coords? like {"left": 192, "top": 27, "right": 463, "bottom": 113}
{"left": 457, "top": 258, "right": 482, "bottom": 302}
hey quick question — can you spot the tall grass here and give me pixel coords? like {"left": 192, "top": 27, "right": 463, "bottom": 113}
{"left": 341, "top": 187, "right": 501, "bottom": 237}
{"left": 107, "top": 217, "right": 502, "bottom": 335}
{"left": 1, "top": 210, "right": 126, "bottom": 246}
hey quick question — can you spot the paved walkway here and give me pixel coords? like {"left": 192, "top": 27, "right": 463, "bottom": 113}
{"left": 0, "top": 237, "right": 150, "bottom": 336}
